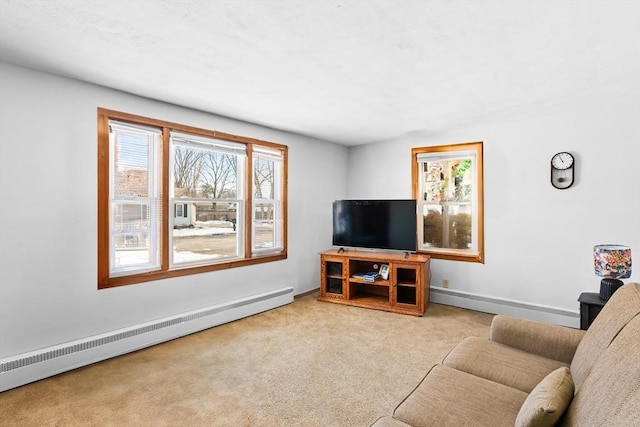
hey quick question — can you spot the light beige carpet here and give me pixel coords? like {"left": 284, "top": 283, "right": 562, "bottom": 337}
{"left": 0, "top": 292, "right": 493, "bottom": 427}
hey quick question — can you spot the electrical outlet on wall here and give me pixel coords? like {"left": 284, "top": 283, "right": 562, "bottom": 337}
{"left": 442, "top": 278, "right": 449, "bottom": 288}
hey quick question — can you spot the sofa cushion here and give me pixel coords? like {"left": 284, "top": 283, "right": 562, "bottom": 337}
{"left": 443, "top": 337, "right": 567, "bottom": 393}
{"left": 392, "top": 365, "right": 527, "bottom": 427}
{"left": 514, "top": 367, "right": 574, "bottom": 427}
{"left": 571, "top": 283, "right": 640, "bottom": 389}
{"left": 560, "top": 314, "right": 640, "bottom": 426}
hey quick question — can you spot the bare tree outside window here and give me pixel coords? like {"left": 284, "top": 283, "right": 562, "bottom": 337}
{"left": 254, "top": 156, "right": 274, "bottom": 199}
{"left": 173, "top": 146, "right": 203, "bottom": 197}
{"left": 201, "top": 152, "right": 238, "bottom": 199}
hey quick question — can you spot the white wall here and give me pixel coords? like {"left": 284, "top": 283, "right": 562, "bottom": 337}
{"left": 1, "top": 38, "right": 638, "bottom": 360}
{"left": 347, "top": 68, "right": 640, "bottom": 317}
{"left": 0, "top": 61, "right": 347, "bottom": 358}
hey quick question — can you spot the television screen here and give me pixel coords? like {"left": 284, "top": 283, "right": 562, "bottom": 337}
{"left": 332, "top": 200, "right": 417, "bottom": 252}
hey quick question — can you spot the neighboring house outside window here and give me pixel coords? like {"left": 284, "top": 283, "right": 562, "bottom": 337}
{"left": 98, "top": 108, "right": 288, "bottom": 288}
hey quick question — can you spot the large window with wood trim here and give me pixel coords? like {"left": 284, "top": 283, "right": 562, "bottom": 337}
{"left": 98, "top": 108, "right": 287, "bottom": 288}
{"left": 412, "top": 142, "right": 484, "bottom": 263}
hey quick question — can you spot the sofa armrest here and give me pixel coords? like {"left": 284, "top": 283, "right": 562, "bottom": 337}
{"left": 490, "top": 315, "right": 585, "bottom": 364}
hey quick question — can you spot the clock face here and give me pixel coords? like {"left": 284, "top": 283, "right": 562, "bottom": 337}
{"left": 551, "top": 152, "right": 574, "bottom": 170}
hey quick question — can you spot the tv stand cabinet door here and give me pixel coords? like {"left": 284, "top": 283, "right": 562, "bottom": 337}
{"left": 320, "top": 255, "right": 347, "bottom": 299}
{"left": 391, "top": 262, "right": 427, "bottom": 315}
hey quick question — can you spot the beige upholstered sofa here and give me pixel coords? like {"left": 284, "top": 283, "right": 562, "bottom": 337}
{"left": 372, "top": 283, "right": 640, "bottom": 427}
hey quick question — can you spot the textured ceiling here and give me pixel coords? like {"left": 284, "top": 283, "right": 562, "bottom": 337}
{"left": 0, "top": 1, "right": 638, "bottom": 145}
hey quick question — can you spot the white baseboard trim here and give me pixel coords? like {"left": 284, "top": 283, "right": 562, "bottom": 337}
{"left": 430, "top": 287, "right": 580, "bottom": 328}
{"left": 0, "top": 287, "right": 294, "bottom": 392}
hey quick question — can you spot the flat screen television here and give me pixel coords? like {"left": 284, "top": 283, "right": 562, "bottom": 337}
{"left": 332, "top": 199, "right": 417, "bottom": 252}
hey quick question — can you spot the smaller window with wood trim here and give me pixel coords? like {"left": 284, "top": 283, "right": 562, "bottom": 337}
{"left": 98, "top": 109, "right": 288, "bottom": 288}
{"left": 412, "top": 142, "right": 484, "bottom": 263}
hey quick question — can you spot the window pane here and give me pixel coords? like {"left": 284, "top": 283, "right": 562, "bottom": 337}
{"left": 420, "top": 157, "right": 474, "bottom": 250}
{"left": 173, "top": 145, "right": 237, "bottom": 198}
{"left": 109, "top": 123, "right": 160, "bottom": 275}
{"left": 254, "top": 203, "right": 277, "bottom": 250}
{"left": 253, "top": 156, "right": 275, "bottom": 199}
{"left": 114, "top": 132, "right": 151, "bottom": 197}
{"left": 112, "top": 201, "right": 156, "bottom": 266}
{"left": 421, "top": 204, "right": 443, "bottom": 247}
{"left": 111, "top": 202, "right": 158, "bottom": 271}
{"left": 448, "top": 205, "right": 472, "bottom": 249}
{"left": 252, "top": 148, "right": 282, "bottom": 254}
{"left": 421, "top": 159, "right": 472, "bottom": 203}
{"left": 170, "top": 133, "right": 243, "bottom": 266}
{"left": 172, "top": 201, "right": 240, "bottom": 264}
{"left": 421, "top": 203, "right": 472, "bottom": 249}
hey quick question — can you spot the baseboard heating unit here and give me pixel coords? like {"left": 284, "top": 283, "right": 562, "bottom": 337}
{"left": 430, "top": 286, "right": 580, "bottom": 328}
{"left": 0, "top": 287, "right": 294, "bottom": 392}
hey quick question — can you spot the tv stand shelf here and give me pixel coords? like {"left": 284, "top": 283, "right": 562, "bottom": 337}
{"left": 318, "top": 249, "right": 430, "bottom": 316}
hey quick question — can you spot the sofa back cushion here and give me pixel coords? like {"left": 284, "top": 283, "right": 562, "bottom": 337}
{"left": 570, "top": 283, "right": 640, "bottom": 389}
{"left": 561, "top": 313, "right": 640, "bottom": 426}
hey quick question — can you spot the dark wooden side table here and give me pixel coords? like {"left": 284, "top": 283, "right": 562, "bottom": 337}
{"left": 578, "top": 292, "right": 606, "bottom": 330}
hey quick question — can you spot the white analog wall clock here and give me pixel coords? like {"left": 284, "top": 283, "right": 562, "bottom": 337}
{"left": 550, "top": 151, "right": 575, "bottom": 189}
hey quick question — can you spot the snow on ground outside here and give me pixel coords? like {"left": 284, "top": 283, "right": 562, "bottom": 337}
{"left": 115, "top": 220, "right": 273, "bottom": 267}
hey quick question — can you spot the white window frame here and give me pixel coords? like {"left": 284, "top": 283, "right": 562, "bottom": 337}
{"left": 252, "top": 146, "right": 284, "bottom": 255}
{"left": 108, "top": 121, "right": 162, "bottom": 277}
{"left": 169, "top": 131, "right": 246, "bottom": 267}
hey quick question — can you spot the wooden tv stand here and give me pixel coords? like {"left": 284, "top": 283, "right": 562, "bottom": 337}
{"left": 318, "top": 249, "right": 430, "bottom": 316}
